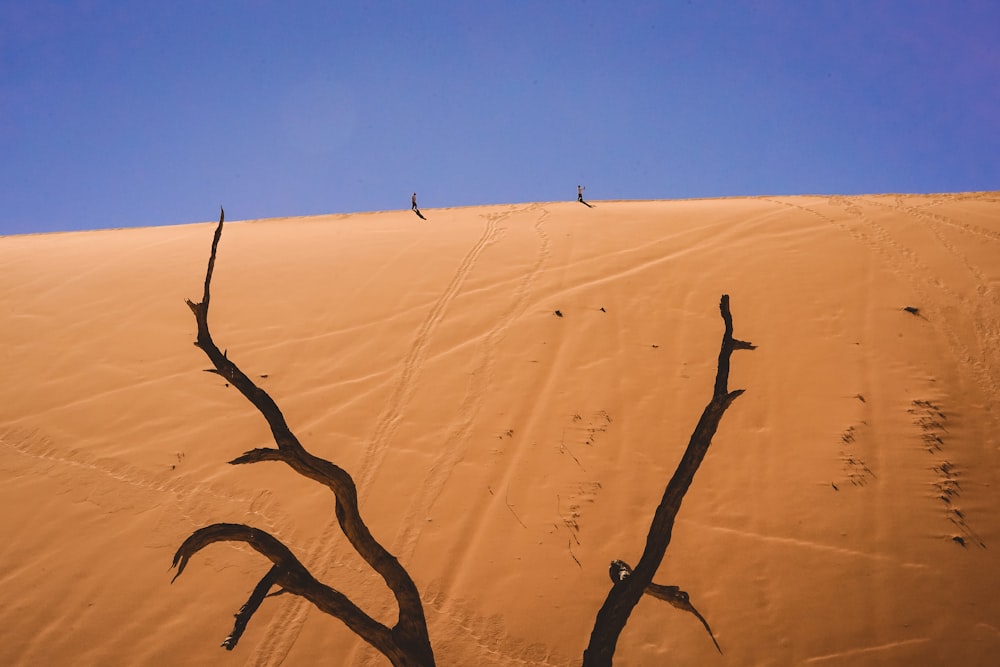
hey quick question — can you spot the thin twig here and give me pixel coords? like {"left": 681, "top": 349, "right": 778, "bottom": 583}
{"left": 569, "top": 539, "right": 582, "bottom": 568}
{"left": 505, "top": 486, "right": 527, "bottom": 529}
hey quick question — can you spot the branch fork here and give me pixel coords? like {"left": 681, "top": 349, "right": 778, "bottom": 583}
{"left": 171, "top": 209, "right": 434, "bottom": 667}
{"left": 583, "top": 294, "right": 754, "bottom": 665}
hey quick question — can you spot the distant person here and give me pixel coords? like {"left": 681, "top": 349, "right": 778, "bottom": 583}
{"left": 577, "top": 185, "right": 585, "bottom": 203}
{"left": 411, "top": 192, "right": 427, "bottom": 220}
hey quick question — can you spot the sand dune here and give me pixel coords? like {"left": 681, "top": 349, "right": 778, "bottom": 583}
{"left": 2, "top": 193, "right": 999, "bottom": 666}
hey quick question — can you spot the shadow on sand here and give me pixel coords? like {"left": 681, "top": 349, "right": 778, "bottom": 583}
{"left": 578, "top": 199, "right": 594, "bottom": 208}
{"left": 413, "top": 208, "right": 427, "bottom": 220}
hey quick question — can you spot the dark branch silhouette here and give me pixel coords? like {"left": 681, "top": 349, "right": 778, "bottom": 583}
{"left": 583, "top": 295, "right": 754, "bottom": 665}
{"left": 171, "top": 208, "right": 435, "bottom": 667}
{"left": 608, "top": 560, "right": 721, "bottom": 654}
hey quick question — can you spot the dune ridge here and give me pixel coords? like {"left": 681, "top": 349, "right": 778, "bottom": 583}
{"left": 2, "top": 193, "right": 999, "bottom": 665}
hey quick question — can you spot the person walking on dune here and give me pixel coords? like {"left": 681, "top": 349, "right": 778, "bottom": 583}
{"left": 577, "top": 185, "right": 585, "bottom": 203}
{"left": 410, "top": 192, "right": 427, "bottom": 220}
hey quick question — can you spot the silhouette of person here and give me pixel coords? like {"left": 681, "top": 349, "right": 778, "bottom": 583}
{"left": 411, "top": 192, "right": 418, "bottom": 211}
{"left": 577, "top": 185, "right": 585, "bottom": 203}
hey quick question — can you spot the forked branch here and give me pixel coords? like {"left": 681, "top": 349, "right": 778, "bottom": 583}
{"left": 608, "top": 560, "right": 721, "bottom": 654}
{"left": 172, "top": 524, "right": 393, "bottom": 653}
{"left": 583, "top": 295, "right": 754, "bottom": 665}
{"left": 173, "top": 209, "right": 434, "bottom": 667}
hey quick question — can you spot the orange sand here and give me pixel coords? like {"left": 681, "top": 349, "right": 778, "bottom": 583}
{"left": 2, "top": 194, "right": 999, "bottom": 666}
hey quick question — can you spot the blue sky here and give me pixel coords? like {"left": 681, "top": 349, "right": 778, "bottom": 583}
{"left": 2, "top": 1, "right": 998, "bottom": 235}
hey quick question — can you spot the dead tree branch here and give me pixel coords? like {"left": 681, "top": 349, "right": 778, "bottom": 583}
{"left": 172, "top": 209, "right": 434, "bottom": 667}
{"left": 583, "top": 295, "right": 754, "bottom": 665}
{"left": 607, "top": 560, "right": 721, "bottom": 654}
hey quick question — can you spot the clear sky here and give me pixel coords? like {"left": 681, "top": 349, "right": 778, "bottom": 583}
{"left": 2, "top": 1, "right": 998, "bottom": 235}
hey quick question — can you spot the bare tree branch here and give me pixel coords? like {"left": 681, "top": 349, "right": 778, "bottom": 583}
{"left": 645, "top": 583, "right": 722, "bottom": 655}
{"left": 583, "top": 295, "right": 754, "bottom": 665}
{"left": 171, "top": 524, "right": 399, "bottom": 655}
{"left": 608, "top": 561, "right": 722, "bottom": 654}
{"left": 174, "top": 211, "right": 434, "bottom": 666}
{"left": 222, "top": 565, "right": 279, "bottom": 650}
{"left": 228, "top": 447, "right": 287, "bottom": 465}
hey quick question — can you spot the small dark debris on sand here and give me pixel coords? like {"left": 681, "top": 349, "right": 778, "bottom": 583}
{"left": 554, "top": 310, "right": 563, "bottom": 317}
{"left": 600, "top": 307, "right": 606, "bottom": 312}
{"left": 903, "top": 306, "right": 921, "bottom": 315}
